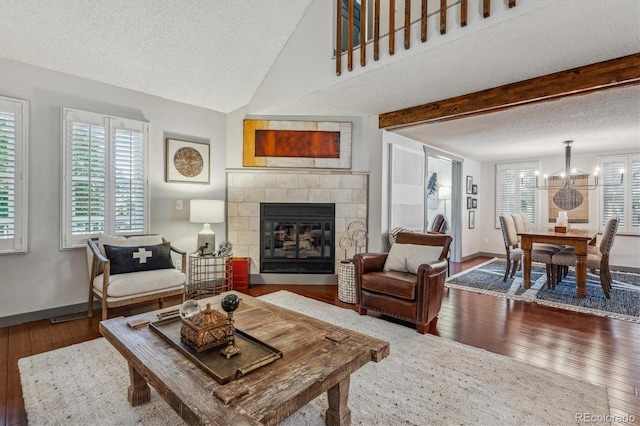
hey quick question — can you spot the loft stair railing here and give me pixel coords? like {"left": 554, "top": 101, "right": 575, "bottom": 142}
{"left": 336, "top": 0, "right": 517, "bottom": 76}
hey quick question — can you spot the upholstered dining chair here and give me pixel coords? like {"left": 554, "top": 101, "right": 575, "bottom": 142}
{"left": 512, "top": 213, "right": 564, "bottom": 251}
{"left": 354, "top": 232, "right": 451, "bottom": 334}
{"left": 428, "top": 214, "right": 448, "bottom": 234}
{"left": 87, "top": 234, "right": 187, "bottom": 320}
{"left": 552, "top": 216, "right": 619, "bottom": 298}
{"left": 500, "top": 214, "right": 556, "bottom": 286}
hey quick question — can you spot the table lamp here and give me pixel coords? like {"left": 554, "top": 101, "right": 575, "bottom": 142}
{"left": 190, "top": 199, "right": 225, "bottom": 255}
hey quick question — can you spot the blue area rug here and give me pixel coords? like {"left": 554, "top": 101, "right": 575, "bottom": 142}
{"left": 446, "top": 258, "right": 640, "bottom": 322}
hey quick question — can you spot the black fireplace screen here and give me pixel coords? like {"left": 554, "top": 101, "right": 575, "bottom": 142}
{"left": 261, "top": 203, "right": 335, "bottom": 274}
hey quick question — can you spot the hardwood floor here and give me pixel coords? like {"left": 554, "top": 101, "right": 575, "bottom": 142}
{"left": 1, "top": 256, "right": 638, "bottom": 425}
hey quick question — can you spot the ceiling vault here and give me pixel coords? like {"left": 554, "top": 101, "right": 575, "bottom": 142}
{"left": 378, "top": 53, "right": 640, "bottom": 130}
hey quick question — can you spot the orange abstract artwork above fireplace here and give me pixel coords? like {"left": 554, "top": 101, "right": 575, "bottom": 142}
{"left": 243, "top": 119, "right": 352, "bottom": 169}
{"left": 255, "top": 130, "right": 340, "bottom": 158}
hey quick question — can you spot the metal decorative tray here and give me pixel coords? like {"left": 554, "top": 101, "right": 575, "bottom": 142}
{"left": 150, "top": 317, "right": 282, "bottom": 385}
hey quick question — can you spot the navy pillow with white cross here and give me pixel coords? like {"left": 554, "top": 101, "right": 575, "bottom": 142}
{"left": 103, "top": 242, "right": 175, "bottom": 275}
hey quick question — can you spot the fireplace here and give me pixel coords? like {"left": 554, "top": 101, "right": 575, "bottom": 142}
{"left": 260, "top": 203, "right": 335, "bottom": 274}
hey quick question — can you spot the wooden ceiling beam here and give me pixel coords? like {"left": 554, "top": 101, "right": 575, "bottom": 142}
{"left": 379, "top": 53, "right": 640, "bottom": 130}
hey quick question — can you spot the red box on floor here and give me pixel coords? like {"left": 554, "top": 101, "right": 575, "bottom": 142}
{"left": 232, "top": 257, "right": 251, "bottom": 289}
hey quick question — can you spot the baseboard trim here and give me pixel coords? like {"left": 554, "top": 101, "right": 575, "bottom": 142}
{"left": 0, "top": 301, "right": 100, "bottom": 328}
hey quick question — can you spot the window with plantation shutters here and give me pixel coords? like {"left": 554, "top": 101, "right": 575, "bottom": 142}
{"left": 0, "top": 96, "right": 28, "bottom": 254}
{"left": 61, "top": 108, "right": 148, "bottom": 248}
{"left": 599, "top": 153, "right": 640, "bottom": 234}
{"left": 495, "top": 162, "right": 538, "bottom": 228}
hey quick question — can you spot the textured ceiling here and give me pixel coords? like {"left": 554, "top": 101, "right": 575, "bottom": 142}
{"left": 0, "top": 0, "right": 638, "bottom": 161}
{"left": 0, "top": 0, "right": 313, "bottom": 113}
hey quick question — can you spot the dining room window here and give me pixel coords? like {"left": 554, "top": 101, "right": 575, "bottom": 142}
{"left": 599, "top": 153, "right": 640, "bottom": 235}
{"left": 495, "top": 161, "right": 538, "bottom": 228}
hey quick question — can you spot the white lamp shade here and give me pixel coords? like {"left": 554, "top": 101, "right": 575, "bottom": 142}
{"left": 190, "top": 200, "right": 225, "bottom": 224}
{"left": 438, "top": 186, "right": 451, "bottom": 201}
{"left": 190, "top": 200, "right": 225, "bottom": 255}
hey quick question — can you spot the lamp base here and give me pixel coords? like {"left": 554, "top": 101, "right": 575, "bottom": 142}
{"left": 197, "top": 224, "right": 216, "bottom": 255}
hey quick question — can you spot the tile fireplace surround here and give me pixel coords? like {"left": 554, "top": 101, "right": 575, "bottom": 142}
{"left": 226, "top": 169, "right": 369, "bottom": 284}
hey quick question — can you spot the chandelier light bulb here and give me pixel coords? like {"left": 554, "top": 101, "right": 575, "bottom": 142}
{"left": 534, "top": 170, "right": 540, "bottom": 176}
{"left": 543, "top": 174, "right": 548, "bottom": 179}
{"left": 619, "top": 168, "right": 625, "bottom": 174}
{"left": 560, "top": 172, "right": 566, "bottom": 178}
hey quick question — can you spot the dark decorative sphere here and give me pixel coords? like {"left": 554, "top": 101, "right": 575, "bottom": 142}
{"left": 221, "top": 294, "right": 240, "bottom": 313}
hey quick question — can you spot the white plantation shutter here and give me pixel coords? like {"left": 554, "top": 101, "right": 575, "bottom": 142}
{"left": 600, "top": 154, "right": 640, "bottom": 234}
{"left": 495, "top": 162, "right": 538, "bottom": 228}
{"left": 70, "top": 121, "right": 106, "bottom": 235}
{"left": 113, "top": 126, "right": 145, "bottom": 233}
{"left": 496, "top": 165, "right": 515, "bottom": 227}
{"left": 0, "top": 96, "right": 28, "bottom": 254}
{"left": 631, "top": 155, "right": 640, "bottom": 231}
{"left": 62, "top": 108, "right": 148, "bottom": 248}
{"left": 518, "top": 165, "right": 536, "bottom": 223}
{"left": 0, "top": 111, "right": 16, "bottom": 238}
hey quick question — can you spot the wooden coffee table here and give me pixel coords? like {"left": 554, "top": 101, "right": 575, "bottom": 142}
{"left": 99, "top": 291, "right": 389, "bottom": 425}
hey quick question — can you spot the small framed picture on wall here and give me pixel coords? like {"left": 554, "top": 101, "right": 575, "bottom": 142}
{"left": 472, "top": 198, "right": 477, "bottom": 209}
{"left": 466, "top": 176, "right": 473, "bottom": 194}
{"left": 472, "top": 184, "right": 478, "bottom": 195}
{"left": 467, "top": 197, "right": 472, "bottom": 209}
{"left": 469, "top": 211, "right": 475, "bottom": 229}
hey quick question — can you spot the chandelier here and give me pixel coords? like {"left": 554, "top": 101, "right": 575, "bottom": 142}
{"left": 522, "top": 140, "right": 625, "bottom": 191}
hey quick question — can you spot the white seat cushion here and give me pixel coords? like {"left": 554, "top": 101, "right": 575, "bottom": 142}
{"left": 93, "top": 268, "right": 185, "bottom": 298}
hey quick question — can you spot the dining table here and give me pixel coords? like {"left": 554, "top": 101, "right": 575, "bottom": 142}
{"left": 517, "top": 228, "right": 598, "bottom": 298}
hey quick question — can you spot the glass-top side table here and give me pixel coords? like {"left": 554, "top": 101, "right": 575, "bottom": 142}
{"left": 188, "top": 254, "right": 232, "bottom": 299}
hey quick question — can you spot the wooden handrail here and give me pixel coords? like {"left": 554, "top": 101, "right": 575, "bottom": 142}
{"left": 336, "top": 0, "right": 518, "bottom": 75}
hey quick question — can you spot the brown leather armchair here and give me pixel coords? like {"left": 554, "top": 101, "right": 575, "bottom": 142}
{"left": 354, "top": 232, "right": 452, "bottom": 334}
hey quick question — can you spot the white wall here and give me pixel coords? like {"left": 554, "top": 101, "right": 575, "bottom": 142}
{"left": 462, "top": 159, "right": 482, "bottom": 259}
{"left": 0, "top": 58, "right": 227, "bottom": 321}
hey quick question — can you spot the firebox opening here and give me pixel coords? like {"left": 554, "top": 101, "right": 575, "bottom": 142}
{"left": 260, "top": 203, "right": 335, "bottom": 274}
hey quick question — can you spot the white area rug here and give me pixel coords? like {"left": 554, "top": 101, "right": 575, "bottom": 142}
{"left": 19, "top": 291, "right": 609, "bottom": 425}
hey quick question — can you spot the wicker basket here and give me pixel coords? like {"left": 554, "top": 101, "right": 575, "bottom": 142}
{"left": 338, "top": 261, "right": 356, "bottom": 304}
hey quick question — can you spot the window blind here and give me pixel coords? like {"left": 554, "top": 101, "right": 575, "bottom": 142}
{"left": 631, "top": 156, "right": 640, "bottom": 231}
{"left": 0, "top": 110, "right": 16, "bottom": 239}
{"left": 62, "top": 108, "right": 148, "bottom": 248}
{"left": 601, "top": 159, "right": 625, "bottom": 228}
{"left": 599, "top": 154, "right": 639, "bottom": 234}
{"left": 113, "top": 128, "right": 145, "bottom": 233}
{"left": 495, "top": 162, "right": 538, "bottom": 228}
{"left": 70, "top": 122, "right": 106, "bottom": 235}
{"left": 0, "top": 96, "right": 28, "bottom": 254}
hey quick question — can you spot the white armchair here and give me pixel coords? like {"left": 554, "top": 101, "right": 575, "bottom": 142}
{"left": 87, "top": 234, "right": 187, "bottom": 320}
